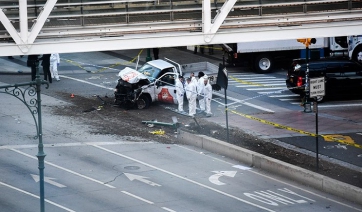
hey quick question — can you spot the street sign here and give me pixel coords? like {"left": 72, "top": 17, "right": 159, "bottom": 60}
{"left": 309, "top": 77, "right": 325, "bottom": 98}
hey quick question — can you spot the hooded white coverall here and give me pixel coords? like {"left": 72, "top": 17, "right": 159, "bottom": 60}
{"left": 204, "top": 78, "right": 213, "bottom": 115}
{"left": 197, "top": 77, "right": 205, "bottom": 111}
{"left": 186, "top": 80, "right": 197, "bottom": 116}
{"left": 175, "top": 78, "right": 185, "bottom": 112}
{"left": 50, "top": 53, "right": 60, "bottom": 80}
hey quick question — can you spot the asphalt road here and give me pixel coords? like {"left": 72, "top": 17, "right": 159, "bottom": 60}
{"left": 1, "top": 50, "right": 362, "bottom": 211}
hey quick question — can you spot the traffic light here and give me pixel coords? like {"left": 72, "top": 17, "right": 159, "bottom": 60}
{"left": 297, "top": 38, "right": 316, "bottom": 47}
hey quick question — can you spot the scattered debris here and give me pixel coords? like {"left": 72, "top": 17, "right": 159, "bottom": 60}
{"left": 142, "top": 116, "right": 179, "bottom": 129}
{"left": 71, "top": 94, "right": 75, "bottom": 98}
{"left": 149, "top": 129, "right": 165, "bottom": 135}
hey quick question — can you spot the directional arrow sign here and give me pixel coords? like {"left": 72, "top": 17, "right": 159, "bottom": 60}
{"left": 209, "top": 171, "right": 237, "bottom": 185}
{"left": 124, "top": 173, "right": 161, "bottom": 187}
{"left": 31, "top": 174, "right": 66, "bottom": 188}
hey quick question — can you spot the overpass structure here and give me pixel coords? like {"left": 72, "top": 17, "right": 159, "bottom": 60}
{"left": 0, "top": 0, "right": 362, "bottom": 56}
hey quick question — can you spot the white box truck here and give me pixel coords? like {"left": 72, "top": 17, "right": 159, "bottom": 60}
{"left": 223, "top": 36, "right": 348, "bottom": 73}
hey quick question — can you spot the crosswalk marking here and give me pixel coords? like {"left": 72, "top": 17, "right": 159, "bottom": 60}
{"left": 236, "top": 83, "right": 285, "bottom": 88}
{"left": 228, "top": 73, "right": 299, "bottom": 105}
{"left": 247, "top": 87, "right": 286, "bottom": 91}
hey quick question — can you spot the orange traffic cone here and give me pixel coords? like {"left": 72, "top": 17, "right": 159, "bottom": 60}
{"left": 70, "top": 94, "right": 75, "bottom": 98}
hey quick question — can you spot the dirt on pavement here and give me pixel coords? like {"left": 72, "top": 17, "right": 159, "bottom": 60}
{"left": 52, "top": 92, "right": 362, "bottom": 189}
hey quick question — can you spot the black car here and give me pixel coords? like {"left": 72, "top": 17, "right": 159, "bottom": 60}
{"left": 286, "top": 58, "right": 362, "bottom": 101}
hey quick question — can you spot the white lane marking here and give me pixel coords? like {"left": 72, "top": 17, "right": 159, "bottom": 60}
{"left": 60, "top": 75, "right": 114, "bottom": 90}
{"left": 213, "top": 92, "right": 274, "bottom": 113}
{"left": 173, "top": 145, "right": 362, "bottom": 211}
{"left": 0, "top": 141, "right": 154, "bottom": 149}
{"left": 247, "top": 87, "right": 286, "bottom": 91}
{"left": 121, "top": 191, "right": 154, "bottom": 204}
{"left": 231, "top": 74, "right": 268, "bottom": 77}
{"left": 124, "top": 173, "right": 161, "bottom": 187}
{"left": 0, "top": 181, "right": 76, "bottom": 212}
{"left": 91, "top": 145, "right": 275, "bottom": 212}
{"left": 209, "top": 171, "right": 237, "bottom": 185}
{"left": 232, "top": 77, "right": 276, "bottom": 80}
{"left": 31, "top": 174, "right": 67, "bottom": 188}
{"left": 279, "top": 98, "right": 300, "bottom": 101}
{"left": 269, "top": 94, "right": 299, "bottom": 97}
{"left": 236, "top": 83, "right": 285, "bottom": 88}
{"left": 10, "top": 149, "right": 116, "bottom": 189}
{"left": 162, "top": 207, "right": 177, "bottom": 212}
{"left": 318, "top": 103, "right": 362, "bottom": 108}
{"left": 238, "top": 79, "right": 285, "bottom": 82}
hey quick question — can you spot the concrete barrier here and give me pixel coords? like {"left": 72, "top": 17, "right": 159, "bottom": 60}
{"left": 177, "top": 129, "right": 362, "bottom": 205}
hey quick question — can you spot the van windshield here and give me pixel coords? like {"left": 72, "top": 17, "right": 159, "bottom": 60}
{"left": 137, "top": 64, "right": 161, "bottom": 82}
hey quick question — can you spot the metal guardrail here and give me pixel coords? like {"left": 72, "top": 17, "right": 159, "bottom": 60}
{"left": 1, "top": 0, "right": 361, "bottom": 33}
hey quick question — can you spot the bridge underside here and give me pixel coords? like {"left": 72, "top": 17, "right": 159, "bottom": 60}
{"left": 1, "top": 0, "right": 362, "bottom": 55}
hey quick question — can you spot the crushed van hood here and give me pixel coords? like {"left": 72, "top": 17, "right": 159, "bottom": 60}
{"left": 118, "top": 67, "right": 150, "bottom": 84}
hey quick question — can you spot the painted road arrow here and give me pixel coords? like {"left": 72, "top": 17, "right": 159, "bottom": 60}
{"left": 31, "top": 174, "right": 66, "bottom": 188}
{"left": 124, "top": 173, "right": 161, "bottom": 187}
{"left": 209, "top": 171, "right": 237, "bottom": 185}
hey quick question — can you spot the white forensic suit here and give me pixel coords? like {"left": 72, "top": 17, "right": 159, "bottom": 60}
{"left": 175, "top": 77, "right": 185, "bottom": 112}
{"left": 185, "top": 79, "right": 197, "bottom": 116}
{"left": 50, "top": 53, "right": 60, "bottom": 81}
{"left": 197, "top": 76, "right": 206, "bottom": 111}
{"left": 203, "top": 77, "right": 213, "bottom": 116}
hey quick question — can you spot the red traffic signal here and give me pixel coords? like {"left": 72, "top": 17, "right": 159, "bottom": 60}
{"left": 297, "top": 38, "right": 316, "bottom": 47}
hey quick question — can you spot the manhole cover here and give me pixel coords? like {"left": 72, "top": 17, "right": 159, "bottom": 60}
{"left": 124, "top": 166, "right": 140, "bottom": 170}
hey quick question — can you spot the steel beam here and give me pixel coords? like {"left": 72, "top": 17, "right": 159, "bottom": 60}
{"left": 27, "top": 0, "right": 57, "bottom": 47}
{"left": 1, "top": 20, "right": 361, "bottom": 56}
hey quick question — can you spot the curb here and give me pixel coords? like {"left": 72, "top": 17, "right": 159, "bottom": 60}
{"left": 177, "top": 129, "right": 362, "bottom": 206}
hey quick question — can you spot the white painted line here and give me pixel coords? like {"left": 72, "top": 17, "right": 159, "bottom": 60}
{"left": 269, "top": 94, "right": 299, "bottom": 97}
{"left": 231, "top": 74, "right": 268, "bottom": 77}
{"left": 60, "top": 75, "right": 114, "bottom": 90}
{"left": 247, "top": 87, "right": 286, "bottom": 91}
{"left": 0, "top": 141, "right": 154, "bottom": 149}
{"left": 232, "top": 77, "right": 276, "bottom": 80}
{"left": 10, "top": 149, "right": 116, "bottom": 189}
{"left": 236, "top": 83, "right": 285, "bottom": 88}
{"left": 279, "top": 98, "right": 300, "bottom": 101}
{"left": 121, "top": 191, "right": 154, "bottom": 204}
{"left": 213, "top": 92, "right": 274, "bottom": 113}
{"left": 318, "top": 103, "right": 362, "bottom": 108}
{"left": 238, "top": 79, "right": 284, "bottom": 82}
{"left": 174, "top": 145, "right": 362, "bottom": 211}
{"left": 92, "top": 145, "right": 275, "bottom": 212}
{"left": 258, "top": 91, "right": 286, "bottom": 95}
{"left": 0, "top": 181, "right": 76, "bottom": 212}
{"left": 162, "top": 207, "right": 177, "bottom": 212}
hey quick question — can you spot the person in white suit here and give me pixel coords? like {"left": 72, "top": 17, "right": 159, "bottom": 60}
{"left": 50, "top": 53, "right": 61, "bottom": 81}
{"left": 185, "top": 77, "right": 197, "bottom": 117}
{"left": 203, "top": 76, "right": 213, "bottom": 117}
{"left": 175, "top": 75, "right": 185, "bottom": 112}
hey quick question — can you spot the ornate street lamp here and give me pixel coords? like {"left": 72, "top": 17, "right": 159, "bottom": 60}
{"left": 0, "top": 61, "right": 49, "bottom": 212}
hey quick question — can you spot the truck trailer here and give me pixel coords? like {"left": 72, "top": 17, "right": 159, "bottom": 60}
{"left": 223, "top": 36, "right": 349, "bottom": 73}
